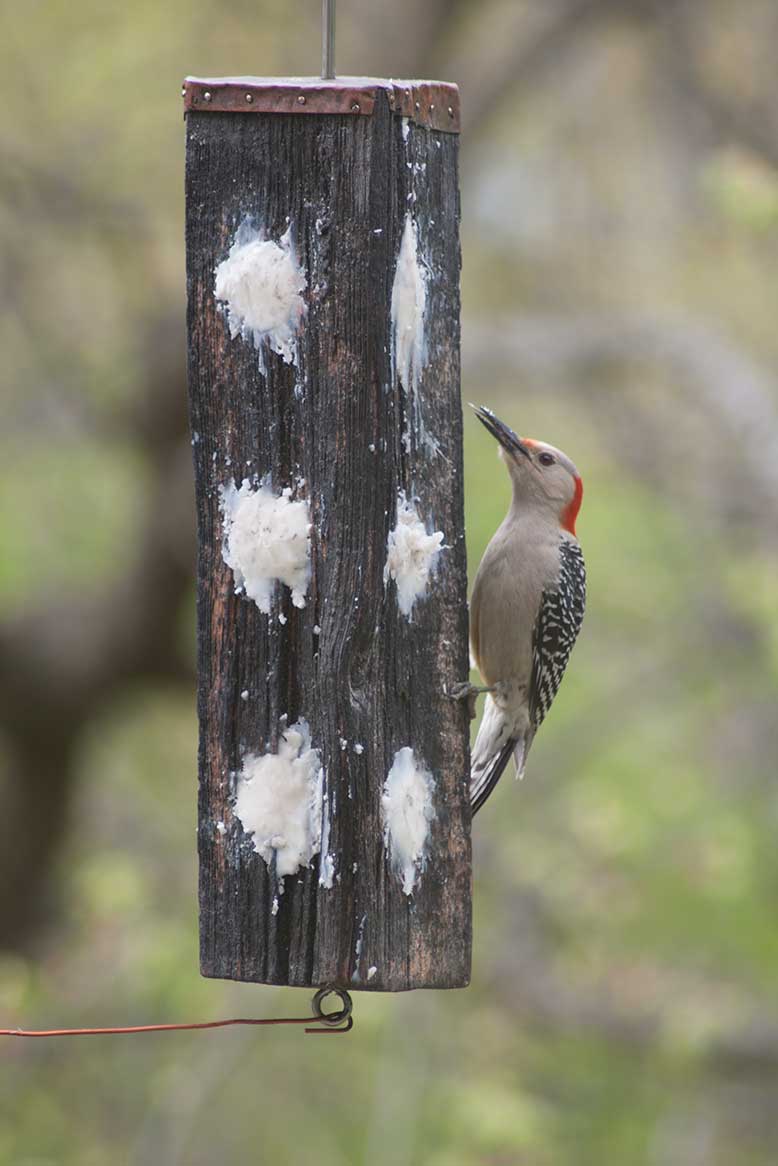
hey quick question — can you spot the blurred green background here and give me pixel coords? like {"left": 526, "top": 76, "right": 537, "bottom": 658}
{"left": 2, "top": 1, "right": 778, "bottom": 1163}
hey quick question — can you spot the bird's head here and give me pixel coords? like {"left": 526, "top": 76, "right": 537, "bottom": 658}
{"left": 472, "top": 404, "right": 583, "bottom": 536}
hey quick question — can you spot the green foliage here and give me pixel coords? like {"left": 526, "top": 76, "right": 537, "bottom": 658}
{"left": 703, "top": 149, "right": 778, "bottom": 234}
{"left": 0, "top": 440, "right": 150, "bottom": 607}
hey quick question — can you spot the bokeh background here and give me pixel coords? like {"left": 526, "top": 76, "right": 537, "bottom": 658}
{"left": 3, "top": 1, "right": 778, "bottom": 1162}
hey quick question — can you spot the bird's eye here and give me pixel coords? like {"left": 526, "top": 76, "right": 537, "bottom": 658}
{"left": 538, "top": 452, "right": 555, "bottom": 467}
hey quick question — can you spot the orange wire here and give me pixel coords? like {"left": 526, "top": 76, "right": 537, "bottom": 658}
{"left": 0, "top": 1015, "right": 351, "bottom": 1038}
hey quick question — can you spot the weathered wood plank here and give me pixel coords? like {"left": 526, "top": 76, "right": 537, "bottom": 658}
{"left": 185, "top": 82, "right": 470, "bottom": 991}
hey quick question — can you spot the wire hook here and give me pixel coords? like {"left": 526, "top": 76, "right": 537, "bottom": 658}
{"left": 0, "top": 987, "right": 354, "bottom": 1039}
{"left": 308, "top": 985, "right": 353, "bottom": 1033}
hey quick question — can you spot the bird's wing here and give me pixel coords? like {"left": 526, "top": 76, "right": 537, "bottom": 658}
{"left": 528, "top": 539, "right": 586, "bottom": 730}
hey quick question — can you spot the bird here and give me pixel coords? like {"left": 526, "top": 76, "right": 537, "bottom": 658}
{"left": 456, "top": 405, "right": 586, "bottom": 815}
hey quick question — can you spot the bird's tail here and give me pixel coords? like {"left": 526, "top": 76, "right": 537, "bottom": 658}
{"left": 470, "top": 694, "right": 526, "bottom": 815}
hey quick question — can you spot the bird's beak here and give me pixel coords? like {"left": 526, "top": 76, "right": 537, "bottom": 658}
{"left": 470, "top": 405, "right": 531, "bottom": 461}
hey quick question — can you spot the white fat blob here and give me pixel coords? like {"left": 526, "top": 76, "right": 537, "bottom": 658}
{"left": 234, "top": 720, "right": 324, "bottom": 879}
{"left": 214, "top": 222, "right": 306, "bottom": 373}
{"left": 383, "top": 491, "right": 445, "bottom": 618}
{"left": 391, "top": 213, "right": 427, "bottom": 396}
{"left": 390, "top": 213, "right": 440, "bottom": 455}
{"left": 382, "top": 747, "right": 436, "bottom": 896}
{"left": 219, "top": 478, "right": 311, "bottom": 613}
{"left": 318, "top": 789, "right": 335, "bottom": 890}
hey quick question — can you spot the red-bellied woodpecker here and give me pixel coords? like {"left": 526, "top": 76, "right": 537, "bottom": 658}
{"left": 457, "top": 405, "right": 586, "bottom": 815}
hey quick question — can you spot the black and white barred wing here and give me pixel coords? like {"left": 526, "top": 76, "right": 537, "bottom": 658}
{"left": 528, "top": 539, "right": 586, "bottom": 731}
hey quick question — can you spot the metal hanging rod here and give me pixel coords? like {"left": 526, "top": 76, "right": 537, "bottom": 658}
{"left": 322, "top": 0, "right": 336, "bottom": 80}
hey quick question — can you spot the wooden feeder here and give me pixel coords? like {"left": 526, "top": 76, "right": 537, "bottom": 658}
{"left": 184, "top": 8, "right": 470, "bottom": 993}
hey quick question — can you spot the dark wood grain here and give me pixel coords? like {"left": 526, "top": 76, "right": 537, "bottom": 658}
{"left": 185, "top": 86, "right": 470, "bottom": 991}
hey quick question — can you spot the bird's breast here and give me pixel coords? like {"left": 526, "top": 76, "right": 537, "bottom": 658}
{"left": 470, "top": 517, "right": 568, "bottom": 689}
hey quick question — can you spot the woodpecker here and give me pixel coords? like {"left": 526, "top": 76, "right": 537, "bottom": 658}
{"left": 459, "top": 406, "right": 586, "bottom": 815}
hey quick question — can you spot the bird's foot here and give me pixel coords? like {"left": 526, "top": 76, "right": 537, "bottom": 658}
{"left": 448, "top": 681, "right": 494, "bottom": 700}
{"left": 446, "top": 681, "right": 494, "bottom": 721}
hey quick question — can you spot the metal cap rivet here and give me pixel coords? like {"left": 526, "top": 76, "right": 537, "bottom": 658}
{"left": 245, "top": 93, "right": 253, "bottom": 103}
{"left": 298, "top": 94, "right": 306, "bottom": 104}
{"left": 203, "top": 90, "right": 212, "bottom": 102}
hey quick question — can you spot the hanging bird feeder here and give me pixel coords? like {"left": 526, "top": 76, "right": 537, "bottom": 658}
{"left": 184, "top": 0, "right": 470, "bottom": 992}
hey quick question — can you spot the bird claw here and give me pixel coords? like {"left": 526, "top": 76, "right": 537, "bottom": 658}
{"left": 448, "top": 681, "right": 475, "bottom": 701}
{"left": 447, "top": 681, "right": 491, "bottom": 722}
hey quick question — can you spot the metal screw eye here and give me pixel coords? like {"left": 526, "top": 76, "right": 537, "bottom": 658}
{"left": 448, "top": 106, "right": 454, "bottom": 117}
{"left": 298, "top": 94, "right": 306, "bottom": 104}
{"left": 415, "top": 101, "right": 421, "bottom": 111}
{"left": 351, "top": 102, "right": 360, "bottom": 112}
{"left": 203, "top": 90, "right": 212, "bottom": 102}
{"left": 245, "top": 93, "right": 253, "bottom": 103}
